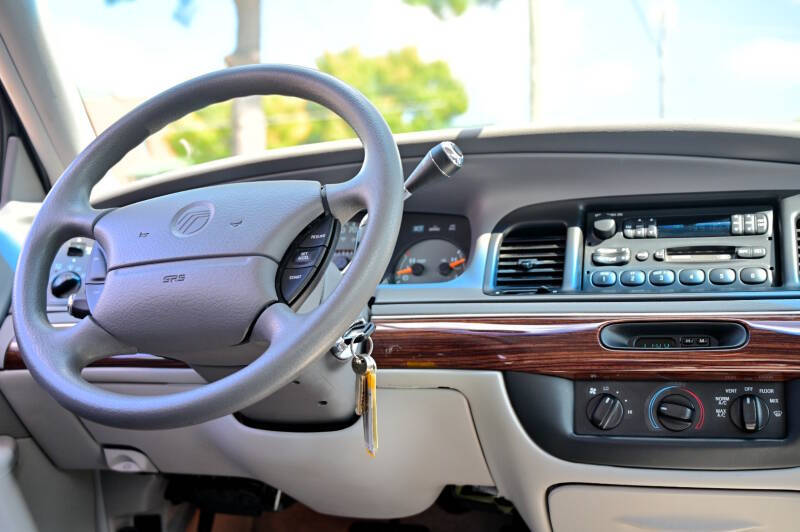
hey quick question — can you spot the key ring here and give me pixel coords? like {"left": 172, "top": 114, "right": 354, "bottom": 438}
{"left": 360, "top": 336, "right": 374, "bottom": 357}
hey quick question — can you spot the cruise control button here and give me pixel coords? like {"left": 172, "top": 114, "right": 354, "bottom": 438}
{"left": 709, "top": 268, "right": 736, "bottom": 285}
{"left": 299, "top": 217, "right": 335, "bottom": 248}
{"left": 620, "top": 270, "right": 645, "bottom": 286}
{"left": 280, "top": 267, "right": 315, "bottom": 301}
{"left": 741, "top": 267, "right": 768, "bottom": 285}
{"left": 649, "top": 269, "right": 675, "bottom": 286}
{"left": 679, "top": 269, "right": 705, "bottom": 285}
{"left": 591, "top": 271, "right": 616, "bottom": 287}
{"left": 288, "top": 246, "right": 325, "bottom": 268}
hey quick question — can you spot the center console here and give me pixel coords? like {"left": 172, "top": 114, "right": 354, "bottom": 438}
{"left": 583, "top": 206, "right": 777, "bottom": 293}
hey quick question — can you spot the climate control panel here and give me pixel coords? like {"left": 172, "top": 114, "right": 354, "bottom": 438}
{"left": 575, "top": 381, "right": 786, "bottom": 438}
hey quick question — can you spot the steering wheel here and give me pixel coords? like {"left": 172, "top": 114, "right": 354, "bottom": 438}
{"left": 11, "top": 65, "right": 404, "bottom": 429}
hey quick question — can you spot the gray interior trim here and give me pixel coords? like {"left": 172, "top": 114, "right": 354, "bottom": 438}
{"left": 0, "top": 436, "right": 36, "bottom": 532}
{"left": 13, "top": 437, "right": 96, "bottom": 532}
{"left": 0, "top": 137, "right": 44, "bottom": 206}
{"left": 0, "top": 392, "right": 27, "bottom": 438}
{"left": 0, "top": 0, "right": 94, "bottom": 182}
{"left": 0, "top": 370, "right": 104, "bottom": 469}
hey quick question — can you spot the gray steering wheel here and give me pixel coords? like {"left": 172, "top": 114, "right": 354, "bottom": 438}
{"left": 11, "top": 65, "right": 404, "bottom": 429}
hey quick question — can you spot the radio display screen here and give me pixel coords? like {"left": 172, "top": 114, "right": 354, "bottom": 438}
{"left": 657, "top": 216, "right": 731, "bottom": 238}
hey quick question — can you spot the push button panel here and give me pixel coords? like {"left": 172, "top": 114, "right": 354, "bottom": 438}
{"left": 575, "top": 381, "right": 786, "bottom": 439}
{"left": 583, "top": 206, "right": 776, "bottom": 294}
{"left": 277, "top": 215, "right": 339, "bottom": 305}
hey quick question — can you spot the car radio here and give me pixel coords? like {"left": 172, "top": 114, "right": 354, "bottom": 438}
{"left": 583, "top": 206, "right": 776, "bottom": 293}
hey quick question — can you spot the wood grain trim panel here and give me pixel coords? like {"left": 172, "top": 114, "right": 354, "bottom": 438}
{"left": 7, "top": 314, "right": 800, "bottom": 380}
{"left": 2, "top": 339, "right": 188, "bottom": 370}
{"left": 372, "top": 314, "right": 800, "bottom": 381}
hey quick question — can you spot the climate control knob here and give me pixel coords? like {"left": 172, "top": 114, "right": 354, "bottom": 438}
{"left": 587, "top": 393, "right": 624, "bottom": 430}
{"left": 730, "top": 394, "right": 769, "bottom": 433}
{"left": 656, "top": 394, "right": 695, "bottom": 431}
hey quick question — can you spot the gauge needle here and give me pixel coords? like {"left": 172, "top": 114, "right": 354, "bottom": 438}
{"left": 449, "top": 258, "right": 466, "bottom": 268}
{"left": 396, "top": 266, "right": 413, "bottom": 276}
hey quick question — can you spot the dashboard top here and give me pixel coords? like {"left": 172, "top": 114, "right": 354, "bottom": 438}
{"left": 33, "top": 127, "right": 800, "bottom": 317}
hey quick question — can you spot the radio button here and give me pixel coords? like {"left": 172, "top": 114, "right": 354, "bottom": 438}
{"left": 756, "top": 214, "right": 768, "bottom": 234}
{"left": 736, "top": 247, "right": 753, "bottom": 259}
{"left": 654, "top": 249, "right": 666, "bottom": 261}
{"left": 751, "top": 247, "right": 767, "bottom": 258}
{"left": 741, "top": 267, "right": 768, "bottom": 285}
{"left": 679, "top": 269, "right": 706, "bottom": 285}
{"left": 592, "top": 248, "right": 630, "bottom": 266}
{"left": 635, "top": 250, "right": 649, "bottom": 261}
{"left": 744, "top": 214, "right": 756, "bottom": 235}
{"left": 623, "top": 219, "right": 634, "bottom": 239}
{"left": 620, "top": 270, "right": 646, "bottom": 286}
{"left": 592, "top": 271, "right": 617, "bottom": 287}
{"left": 710, "top": 268, "right": 736, "bottom": 285}
{"left": 649, "top": 269, "right": 675, "bottom": 286}
{"left": 731, "top": 214, "right": 743, "bottom": 235}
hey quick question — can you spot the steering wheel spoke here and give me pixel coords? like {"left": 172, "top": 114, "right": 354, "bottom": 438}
{"left": 250, "top": 302, "right": 303, "bottom": 344}
{"left": 58, "top": 317, "right": 136, "bottom": 369}
{"left": 325, "top": 173, "right": 369, "bottom": 223}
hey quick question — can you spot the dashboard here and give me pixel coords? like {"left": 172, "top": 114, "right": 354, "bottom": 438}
{"left": 13, "top": 126, "right": 800, "bottom": 532}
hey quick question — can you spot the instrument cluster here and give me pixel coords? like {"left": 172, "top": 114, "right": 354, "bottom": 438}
{"left": 332, "top": 213, "right": 471, "bottom": 285}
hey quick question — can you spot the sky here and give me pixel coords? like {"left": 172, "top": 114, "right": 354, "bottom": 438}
{"left": 37, "top": 0, "right": 800, "bottom": 130}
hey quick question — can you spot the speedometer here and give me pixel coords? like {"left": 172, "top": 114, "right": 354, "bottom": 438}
{"left": 393, "top": 239, "right": 466, "bottom": 284}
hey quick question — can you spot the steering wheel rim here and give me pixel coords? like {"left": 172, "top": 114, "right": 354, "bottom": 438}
{"left": 12, "top": 64, "right": 404, "bottom": 429}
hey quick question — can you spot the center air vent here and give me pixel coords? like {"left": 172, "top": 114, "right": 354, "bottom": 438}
{"left": 493, "top": 225, "right": 566, "bottom": 294}
{"left": 797, "top": 217, "right": 800, "bottom": 274}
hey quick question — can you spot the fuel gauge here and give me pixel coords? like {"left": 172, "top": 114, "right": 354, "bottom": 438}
{"left": 393, "top": 239, "right": 466, "bottom": 284}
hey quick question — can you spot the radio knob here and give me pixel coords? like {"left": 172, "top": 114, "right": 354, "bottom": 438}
{"left": 730, "top": 394, "right": 769, "bottom": 433}
{"left": 593, "top": 218, "right": 616, "bottom": 240}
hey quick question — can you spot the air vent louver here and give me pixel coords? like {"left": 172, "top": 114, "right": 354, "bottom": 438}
{"left": 494, "top": 225, "right": 566, "bottom": 294}
{"left": 797, "top": 217, "right": 800, "bottom": 274}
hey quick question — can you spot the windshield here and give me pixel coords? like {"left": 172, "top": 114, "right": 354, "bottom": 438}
{"left": 37, "top": 0, "right": 800, "bottom": 190}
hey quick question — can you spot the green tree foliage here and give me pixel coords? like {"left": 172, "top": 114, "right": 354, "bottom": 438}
{"left": 166, "top": 47, "right": 468, "bottom": 164}
{"left": 403, "top": 0, "right": 500, "bottom": 18}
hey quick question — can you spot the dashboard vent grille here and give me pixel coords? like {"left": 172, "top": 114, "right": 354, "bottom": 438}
{"left": 494, "top": 225, "right": 566, "bottom": 294}
{"left": 797, "top": 217, "right": 800, "bottom": 274}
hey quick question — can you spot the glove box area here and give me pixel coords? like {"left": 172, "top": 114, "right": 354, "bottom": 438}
{"left": 548, "top": 484, "right": 800, "bottom": 531}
